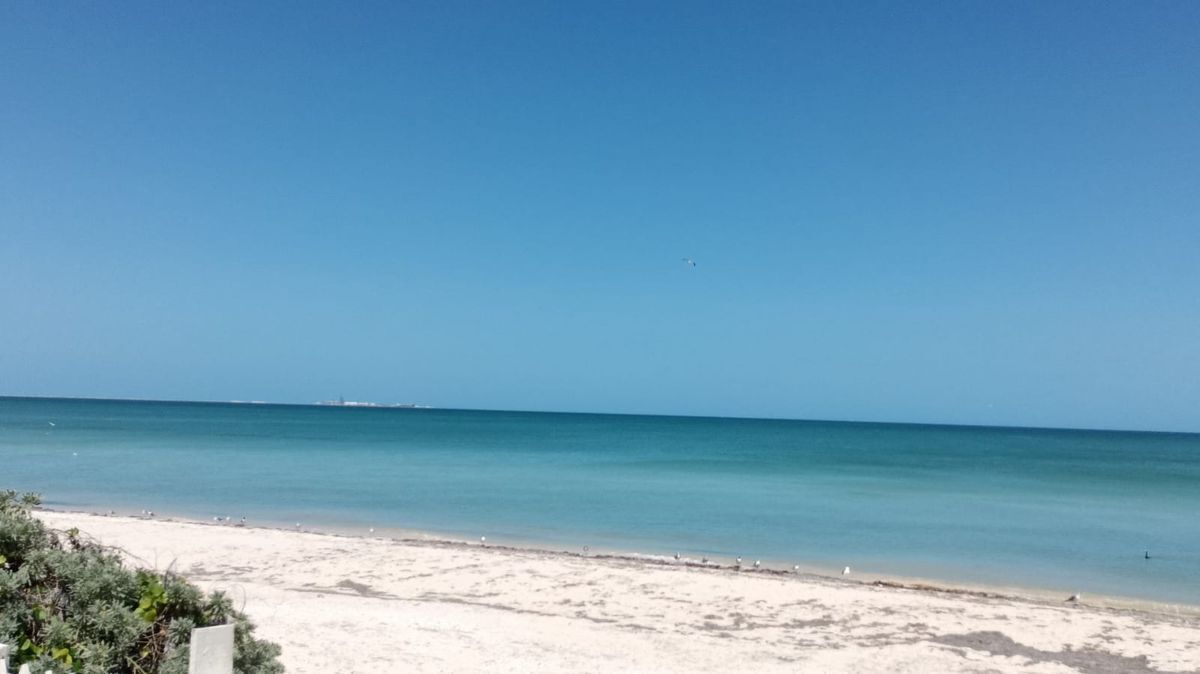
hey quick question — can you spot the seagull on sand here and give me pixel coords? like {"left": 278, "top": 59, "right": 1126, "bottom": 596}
{"left": 681, "top": 257, "right": 697, "bottom": 268}
{"left": 754, "top": 560, "right": 761, "bottom": 569}
{"left": 842, "top": 566, "right": 851, "bottom": 576}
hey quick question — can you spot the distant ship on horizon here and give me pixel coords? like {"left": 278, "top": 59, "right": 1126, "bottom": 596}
{"left": 316, "top": 396, "right": 428, "bottom": 409}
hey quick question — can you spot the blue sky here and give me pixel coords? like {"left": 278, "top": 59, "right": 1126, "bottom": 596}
{"left": 2, "top": 2, "right": 1198, "bottom": 431}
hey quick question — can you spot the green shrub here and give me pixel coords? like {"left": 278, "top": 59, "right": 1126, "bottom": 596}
{"left": 0, "top": 491, "right": 283, "bottom": 673}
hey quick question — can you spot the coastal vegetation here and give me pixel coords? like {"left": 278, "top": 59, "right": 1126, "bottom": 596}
{"left": 0, "top": 491, "right": 283, "bottom": 674}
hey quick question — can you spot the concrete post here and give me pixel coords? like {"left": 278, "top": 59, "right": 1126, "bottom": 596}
{"left": 188, "top": 624, "right": 235, "bottom": 674}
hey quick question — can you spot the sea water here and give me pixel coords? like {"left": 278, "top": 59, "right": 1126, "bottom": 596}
{"left": 1, "top": 396, "right": 1197, "bottom": 604}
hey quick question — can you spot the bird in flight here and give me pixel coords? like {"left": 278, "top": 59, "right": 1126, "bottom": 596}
{"left": 681, "top": 257, "right": 697, "bottom": 268}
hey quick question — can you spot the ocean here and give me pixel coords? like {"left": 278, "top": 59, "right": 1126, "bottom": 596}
{"left": 1, "top": 396, "right": 1197, "bottom": 604}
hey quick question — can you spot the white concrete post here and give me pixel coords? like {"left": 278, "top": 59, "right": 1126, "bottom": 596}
{"left": 188, "top": 624, "right": 235, "bottom": 674}
{"left": 0, "top": 642, "right": 8, "bottom": 674}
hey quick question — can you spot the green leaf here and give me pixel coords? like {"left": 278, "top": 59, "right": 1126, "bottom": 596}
{"left": 52, "top": 646, "right": 73, "bottom": 665}
{"left": 135, "top": 575, "right": 167, "bottom": 622}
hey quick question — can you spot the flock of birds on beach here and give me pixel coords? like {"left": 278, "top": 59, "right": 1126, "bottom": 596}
{"left": 177, "top": 510, "right": 853, "bottom": 577}
{"left": 110, "top": 501, "right": 1161, "bottom": 599}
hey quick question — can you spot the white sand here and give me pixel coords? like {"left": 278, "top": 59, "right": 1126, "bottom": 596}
{"left": 36, "top": 511, "right": 1200, "bottom": 673}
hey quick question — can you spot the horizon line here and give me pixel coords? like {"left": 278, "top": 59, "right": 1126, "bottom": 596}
{"left": 1, "top": 393, "right": 1195, "bottom": 437}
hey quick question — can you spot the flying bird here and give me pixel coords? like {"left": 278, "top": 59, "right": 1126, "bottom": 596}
{"left": 681, "top": 257, "right": 696, "bottom": 268}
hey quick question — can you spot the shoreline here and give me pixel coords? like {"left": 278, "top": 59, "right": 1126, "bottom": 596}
{"left": 40, "top": 505, "right": 1200, "bottom": 619}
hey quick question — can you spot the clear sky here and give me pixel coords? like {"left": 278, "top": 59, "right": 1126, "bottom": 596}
{"left": 2, "top": 2, "right": 1198, "bottom": 431}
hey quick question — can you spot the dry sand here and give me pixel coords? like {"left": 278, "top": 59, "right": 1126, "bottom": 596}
{"left": 36, "top": 511, "right": 1200, "bottom": 674}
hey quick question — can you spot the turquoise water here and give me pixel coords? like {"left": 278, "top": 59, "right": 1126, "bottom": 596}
{"left": 2, "top": 396, "right": 1198, "bottom": 604}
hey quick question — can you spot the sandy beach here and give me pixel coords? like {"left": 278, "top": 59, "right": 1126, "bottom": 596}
{"left": 30, "top": 511, "right": 1200, "bottom": 673}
